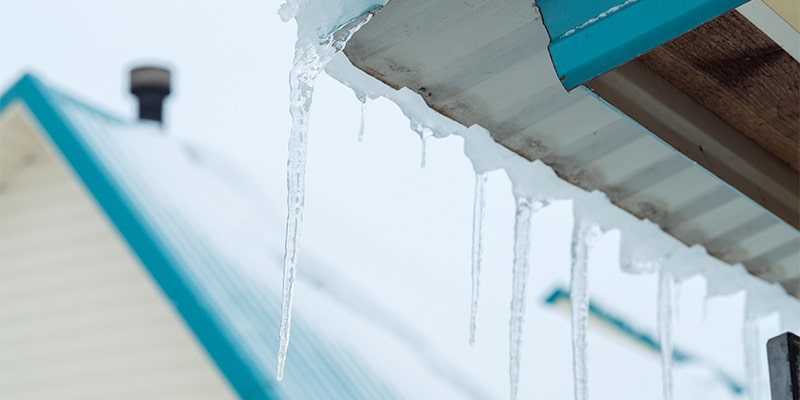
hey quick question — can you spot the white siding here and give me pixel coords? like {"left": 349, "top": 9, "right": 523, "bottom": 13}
{"left": 0, "top": 106, "right": 238, "bottom": 400}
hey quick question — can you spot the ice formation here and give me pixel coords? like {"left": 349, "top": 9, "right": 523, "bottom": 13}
{"left": 412, "top": 124, "right": 434, "bottom": 168}
{"left": 420, "top": 135, "right": 428, "bottom": 168}
{"left": 570, "top": 218, "right": 602, "bottom": 400}
{"left": 358, "top": 97, "right": 366, "bottom": 142}
{"left": 658, "top": 268, "right": 675, "bottom": 400}
{"left": 743, "top": 316, "right": 763, "bottom": 400}
{"left": 469, "top": 172, "right": 488, "bottom": 345}
{"left": 280, "top": 0, "right": 800, "bottom": 396}
{"left": 278, "top": 40, "right": 319, "bottom": 382}
{"left": 277, "top": 0, "right": 377, "bottom": 381}
{"left": 509, "top": 196, "right": 540, "bottom": 400}
{"left": 742, "top": 286, "right": 782, "bottom": 400}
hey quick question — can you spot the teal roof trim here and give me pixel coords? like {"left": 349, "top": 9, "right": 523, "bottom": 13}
{"left": 0, "top": 74, "right": 278, "bottom": 399}
{"left": 537, "top": 0, "right": 747, "bottom": 89}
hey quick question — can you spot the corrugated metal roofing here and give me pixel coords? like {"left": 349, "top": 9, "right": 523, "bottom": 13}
{"left": 342, "top": 0, "right": 800, "bottom": 296}
{"left": 0, "top": 75, "right": 400, "bottom": 400}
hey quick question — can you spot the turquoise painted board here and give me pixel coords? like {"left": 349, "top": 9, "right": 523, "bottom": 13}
{"left": 537, "top": 0, "right": 747, "bottom": 89}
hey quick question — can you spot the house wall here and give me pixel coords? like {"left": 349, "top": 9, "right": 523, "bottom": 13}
{"left": 0, "top": 105, "right": 237, "bottom": 400}
{"left": 764, "top": 0, "right": 799, "bottom": 30}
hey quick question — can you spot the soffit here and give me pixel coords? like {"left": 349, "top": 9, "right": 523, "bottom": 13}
{"left": 343, "top": 0, "right": 800, "bottom": 296}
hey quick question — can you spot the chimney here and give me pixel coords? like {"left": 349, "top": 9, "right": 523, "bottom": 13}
{"left": 130, "top": 66, "right": 171, "bottom": 124}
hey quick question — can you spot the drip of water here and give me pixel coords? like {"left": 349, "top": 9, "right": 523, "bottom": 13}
{"left": 277, "top": 14, "right": 372, "bottom": 381}
{"left": 658, "top": 268, "right": 674, "bottom": 400}
{"left": 570, "top": 222, "right": 600, "bottom": 400}
{"left": 469, "top": 172, "right": 488, "bottom": 345}
{"left": 509, "top": 197, "right": 541, "bottom": 400}
{"left": 358, "top": 98, "right": 366, "bottom": 142}
{"left": 420, "top": 128, "right": 432, "bottom": 168}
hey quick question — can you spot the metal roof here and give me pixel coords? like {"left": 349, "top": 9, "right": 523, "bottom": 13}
{"left": 342, "top": 0, "right": 800, "bottom": 296}
{"left": 0, "top": 74, "right": 400, "bottom": 400}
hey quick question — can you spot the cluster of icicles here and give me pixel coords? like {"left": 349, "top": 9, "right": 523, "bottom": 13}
{"left": 274, "top": 9, "right": 781, "bottom": 400}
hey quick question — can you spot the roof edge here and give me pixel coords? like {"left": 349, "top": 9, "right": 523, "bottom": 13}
{"left": 0, "top": 73, "right": 280, "bottom": 399}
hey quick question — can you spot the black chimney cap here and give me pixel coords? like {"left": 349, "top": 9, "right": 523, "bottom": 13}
{"left": 130, "top": 66, "right": 171, "bottom": 124}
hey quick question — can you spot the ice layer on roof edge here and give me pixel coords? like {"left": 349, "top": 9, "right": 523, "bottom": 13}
{"left": 277, "top": 1, "right": 800, "bottom": 399}
{"left": 322, "top": 52, "right": 800, "bottom": 329}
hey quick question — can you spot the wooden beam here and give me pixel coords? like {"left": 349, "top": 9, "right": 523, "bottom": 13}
{"left": 637, "top": 11, "right": 800, "bottom": 172}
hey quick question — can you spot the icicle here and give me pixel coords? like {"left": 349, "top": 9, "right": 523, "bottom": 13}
{"left": 420, "top": 128, "right": 432, "bottom": 168}
{"left": 701, "top": 293, "right": 709, "bottom": 322}
{"left": 570, "top": 221, "right": 600, "bottom": 400}
{"left": 657, "top": 268, "right": 674, "bottom": 400}
{"left": 743, "top": 316, "right": 764, "bottom": 400}
{"left": 357, "top": 97, "right": 366, "bottom": 142}
{"left": 278, "top": 40, "right": 321, "bottom": 383}
{"left": 509, "top": 197, "right": 541, "bottom": 400}
{"left": 408, "top": 123, "right": 433, "bottom": 168}
{"left": 277, "top": 14, "right": 373, "bottom": 381}
{"left": 469, "top": 172, "right": 488, "bottom": 345}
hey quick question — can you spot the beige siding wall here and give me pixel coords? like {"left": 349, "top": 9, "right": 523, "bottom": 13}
{"left": 764, "top": 0, "right": 799, "bottom": 31}
{"left": 0, "top": 106, "right": 237, "bottom": 400}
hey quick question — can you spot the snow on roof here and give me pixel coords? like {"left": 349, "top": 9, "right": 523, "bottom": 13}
{"left": 0, "top": 73, "right": 411, "bottom": 400}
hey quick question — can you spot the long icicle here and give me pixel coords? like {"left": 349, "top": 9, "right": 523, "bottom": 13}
{"left": 570, "top": 221, "right": 596, "bottom": 400}
{"left": 743, "top": 314, "right": 763, "bottom": 400}
{"left": 278, "top": 41, "right": 323, "bottom": 382}
{"left": 658, "top": 267, "right": 674, "bottom": 400}
{"left": 277, "top": 14, "right": 373, "bottom": 381}
{"left": 469, "top": 172, "right": 488, "bottom": 345}
{"left": 509, "top": 197, "right": 537, "bottom": 400}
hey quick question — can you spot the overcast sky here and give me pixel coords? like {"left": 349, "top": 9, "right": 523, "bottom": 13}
{"left": 0, "top": 1, "right": 769, "bottom": 399}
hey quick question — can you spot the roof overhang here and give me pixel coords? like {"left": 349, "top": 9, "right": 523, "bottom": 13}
{"left": 537, "top": 0, "right": 748, "bottom": 89}
{"left": 340, "top": 0, "right": 800, "bottom": 296}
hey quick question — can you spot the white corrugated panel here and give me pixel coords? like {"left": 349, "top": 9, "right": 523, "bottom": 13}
{"left": 343, "top": 0, "right": 800, "bottom": 296}
{"left": 0, "top": 105, "right": 237, "bottom": 400}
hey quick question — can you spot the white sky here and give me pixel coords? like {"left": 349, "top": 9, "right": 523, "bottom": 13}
{"left": 0, "top": 1, "right": 776, "bottom": 399}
